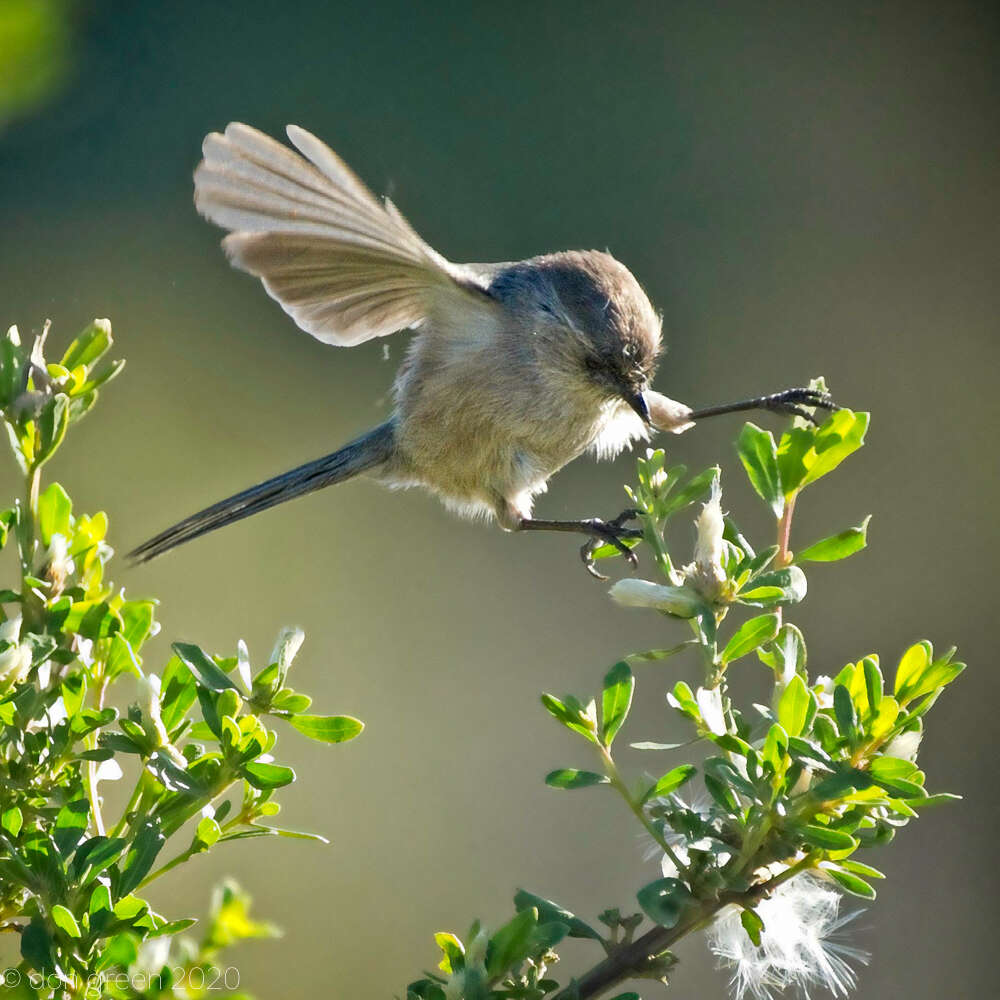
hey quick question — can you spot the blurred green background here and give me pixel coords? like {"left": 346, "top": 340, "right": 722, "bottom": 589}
{"left": 2, "top": 0, "right": 998, "bottom": 996}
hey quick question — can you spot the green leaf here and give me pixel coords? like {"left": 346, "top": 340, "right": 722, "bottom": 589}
{"left": 910, "top": 792, "right": 962, "bottom": 808}
{"left": 636, "top": 877, "right": 692, "bottom": 929}
{"left": 486, "top": 908, "right": 537, "bottom": 978}
{"left": 37, "top": 482, "right": 72, "bottom": 546}
{"left": 833, "top": 684, "right": 857, "bottom": 739}
{"left": 196, "top": 816, "right": 222, "bottom": 847}
{"left": 757, "top": 623, "right": 807, "bottom": 679}
{"left": 146, "top": 750, "right": 203, "bottom": 794}
{"left": 540, "top": 693, "right": 597, "bottom": 743}
{"left": 822, "top": 866, "right": 876, "bottom": 899}
{"left": 270, "top": 688, "right": 313, "bottom": 713}
{"left": 740, "top": 908, "right": 764, "bottom": 947}
{"left": 737, "top": 423, "right": 783, "bottom": 516}
{"left": 121, "top": 600, "right": 156, "bottom": 650}
{"left": 721, "top": 613, "right": 780, "bottom": 665}
{"left": 796, "top": 517, "right": 871, "bottom": 563}
{"left": 762, "top": 724, "right": 788, "bottom": 774}
{"left": 54, "top": 599, "right": 122, "bottom": 639}
{"left": 35, "top": 394, "right": 70, "bottom": 464}
{"left": 544, "top": 769, "right": 609, "bottom": 790}
{"left": 75, "top": 836, "right": 127, "bottom": 883}
{"left": 0, "top": 508, "right": 15, "bottom": 551}
{"left": 105, "top": 635, "right": 141, "bottom": 680}
{"left": 513, "top": 890, "right": 602, "bottom": 940}
{"left": 159, "top": 655, "right": 198, "bottom": 731}
{"left": 601, "top": 661, "right": 634, "bottom": 745}
{"left": 893, "top": 642, "right": 964, "bottom": 706}
{"left": 738, "top": 566, "right": 807, "bottom": 606}
{"left": 61, "top": 318, "right": 112, "bottom": 370}
{"left": 51, "top": 904, "right": 81, "bottom": 938}
{"left": 776, "top": 425, "right": 815, "bottom": 496}
{"left": 2, "top": 806, "right": 23, "bottom": 836}
{"left": 21, "top": 919, "right": 54, "bottom": 971}
{"left": 173, "top": 641, "right": 239, "bottom": 691}
{"left": 97, "top": 930, "right": 140, "bottom": 971}
{"left": 243, "top": 761, "right": 296, "bottom": 789}
{"left": 799, "top": 410, "right": 869, "bottom": 488}
{"left": 118, "top": 821, "right": 165, "bottom": 895}
{"left": 288, "top": 713, "right": 364, "bottom": 744}
{"left": 863, "top": 656, "right": 883, "bottom": 714}
{"left": 256, "top": 826, "right": 329, "bottom": 843}
{"left": 641, "top": 764, "right": 697, "bottom": 803}
{"left": 435, "top": 931, "right": 465, "bottom": 974}
{"left": 840, "top": 859, "right": 885, "bottom": 879}
{"left": 811, "top": 768, "right": 872, "bottom": 800}
{"left": 893, "top": 641, "right": 931, "bottom": 700}
{"left": 800, "top": 825, "right": 858, "bottom": 851}
{"left": 627, "top": 642, "right": 694, "bottom": 663}
{"left": 661, "top": 466, "right": 719, "bottom": 517}
{"left": 146, "top": 917, "right": 198, "bottom": 939}
{"left": 777, "top": 675, "right": 811, "bottom": 738}
{"left": 54, "top": 798, "right": 90, "bottom": 856}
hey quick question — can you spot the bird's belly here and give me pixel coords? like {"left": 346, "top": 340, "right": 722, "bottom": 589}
{"left": 387, "top": 336, "right": 645, "bottom": 520}
{"left": 389, "top": 397, "right": 634, "bottom": 525}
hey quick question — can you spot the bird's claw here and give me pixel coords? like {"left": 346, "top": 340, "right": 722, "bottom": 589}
{"left": 580, "top": 508, "right": 643, "bottom": 580}
{"left": 761, "top": 387, "right": 837, "bottom": 426}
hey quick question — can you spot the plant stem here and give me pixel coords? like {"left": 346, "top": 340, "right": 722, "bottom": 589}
{"left": 597, "top": 743, "right": 686, "bottom": 875}
{"left": 138, "top": 807, "right": 250, "bottom": 890}
{"left": 84, "top": 673, "right": 109, "bottom": 836}
{"left": 776, "top": 492, "right": 797, "bottom": 568}
{"left": 17, "top": 465, "right": 43, "bottom": 630}
{"left": 108, "top": 777, "right": 147, "bottom": 840}
{"left": 552, "top": 856, "right": 817, "bottom": 1000}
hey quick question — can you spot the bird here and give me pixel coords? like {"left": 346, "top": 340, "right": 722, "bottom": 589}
{"left": 129, "top": 123, "right": 833, "bottom": 574}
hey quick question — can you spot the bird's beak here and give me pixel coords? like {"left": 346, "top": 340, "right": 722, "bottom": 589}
{"left": 624, "top": 388, "right": 651, "bottom": 424}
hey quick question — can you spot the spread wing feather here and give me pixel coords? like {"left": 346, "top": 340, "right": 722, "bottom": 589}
{"left": 194, "top": 122, "right": 489, "bottom": 345}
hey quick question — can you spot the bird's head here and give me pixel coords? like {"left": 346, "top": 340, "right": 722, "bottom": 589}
{"left": 496, "top": 250, "right": 662, "bottom": 421}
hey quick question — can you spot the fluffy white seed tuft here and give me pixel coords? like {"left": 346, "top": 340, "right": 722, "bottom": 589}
{"left": 707, "top": 872, "right": 868, "bottom": 999}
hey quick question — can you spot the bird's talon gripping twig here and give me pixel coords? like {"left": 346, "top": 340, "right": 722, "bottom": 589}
{"left": 579, "top": 510, "right": 643, "bottom": 579}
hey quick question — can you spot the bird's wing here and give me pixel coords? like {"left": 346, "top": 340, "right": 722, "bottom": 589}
{"left": 194, "top": 123, "right": 493, "bottom": 346}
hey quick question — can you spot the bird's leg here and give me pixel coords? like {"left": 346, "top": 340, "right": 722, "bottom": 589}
{"left": 688, "top": 387, "right": 837, "bottom": 426}
{"left": 517, "top": 508, "right": 643, "bottom": 580}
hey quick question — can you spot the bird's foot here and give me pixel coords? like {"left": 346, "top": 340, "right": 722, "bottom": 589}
{"left": 757, "top": 387, "right": 837, "bottom": 425}
{"left": 579, "top": 508, "right": 643, "bottom": 580}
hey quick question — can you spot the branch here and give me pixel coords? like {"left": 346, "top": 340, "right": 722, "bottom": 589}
{"left": 553, "top": 860, "right": 816, "bottom": 1000}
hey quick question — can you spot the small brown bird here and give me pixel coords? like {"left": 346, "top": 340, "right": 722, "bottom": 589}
{"left": 129, "top": 123, "right": 831, "bottom": 573}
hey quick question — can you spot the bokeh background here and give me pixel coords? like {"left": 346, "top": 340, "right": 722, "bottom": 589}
{"left": 2, "top": 1, "right": 999, "bottom": 996}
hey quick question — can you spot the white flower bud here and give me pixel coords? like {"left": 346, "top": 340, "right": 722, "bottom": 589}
{"left": 139, "top": 673, "right": 186, "bottom": 766}
{"left": 609, "top": 579, "right": 702, "bottom": 618}
{"left": 696, "top": 686, "right": 727, "bottom": 736}
{"left": 270, "top": 626, "right": 305, "bottom": 683}
{"left": 44, "top": 533, "right": 75, "bottom": 593}
{"left": 812, "top": 675, "right": 835, "bottom": 709}
{"left": 0, "top": 616, "right": 31, "bottom": 690}
{"left": 884, "top": 730, "right": 922, "bottom": 762}
{"left": 686, "top": 479, "right": 728, "bottom": 601}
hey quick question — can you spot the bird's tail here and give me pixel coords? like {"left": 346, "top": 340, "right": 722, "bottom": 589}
{"left": 128, "top": 421, "right": 396, "bottom": 564}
